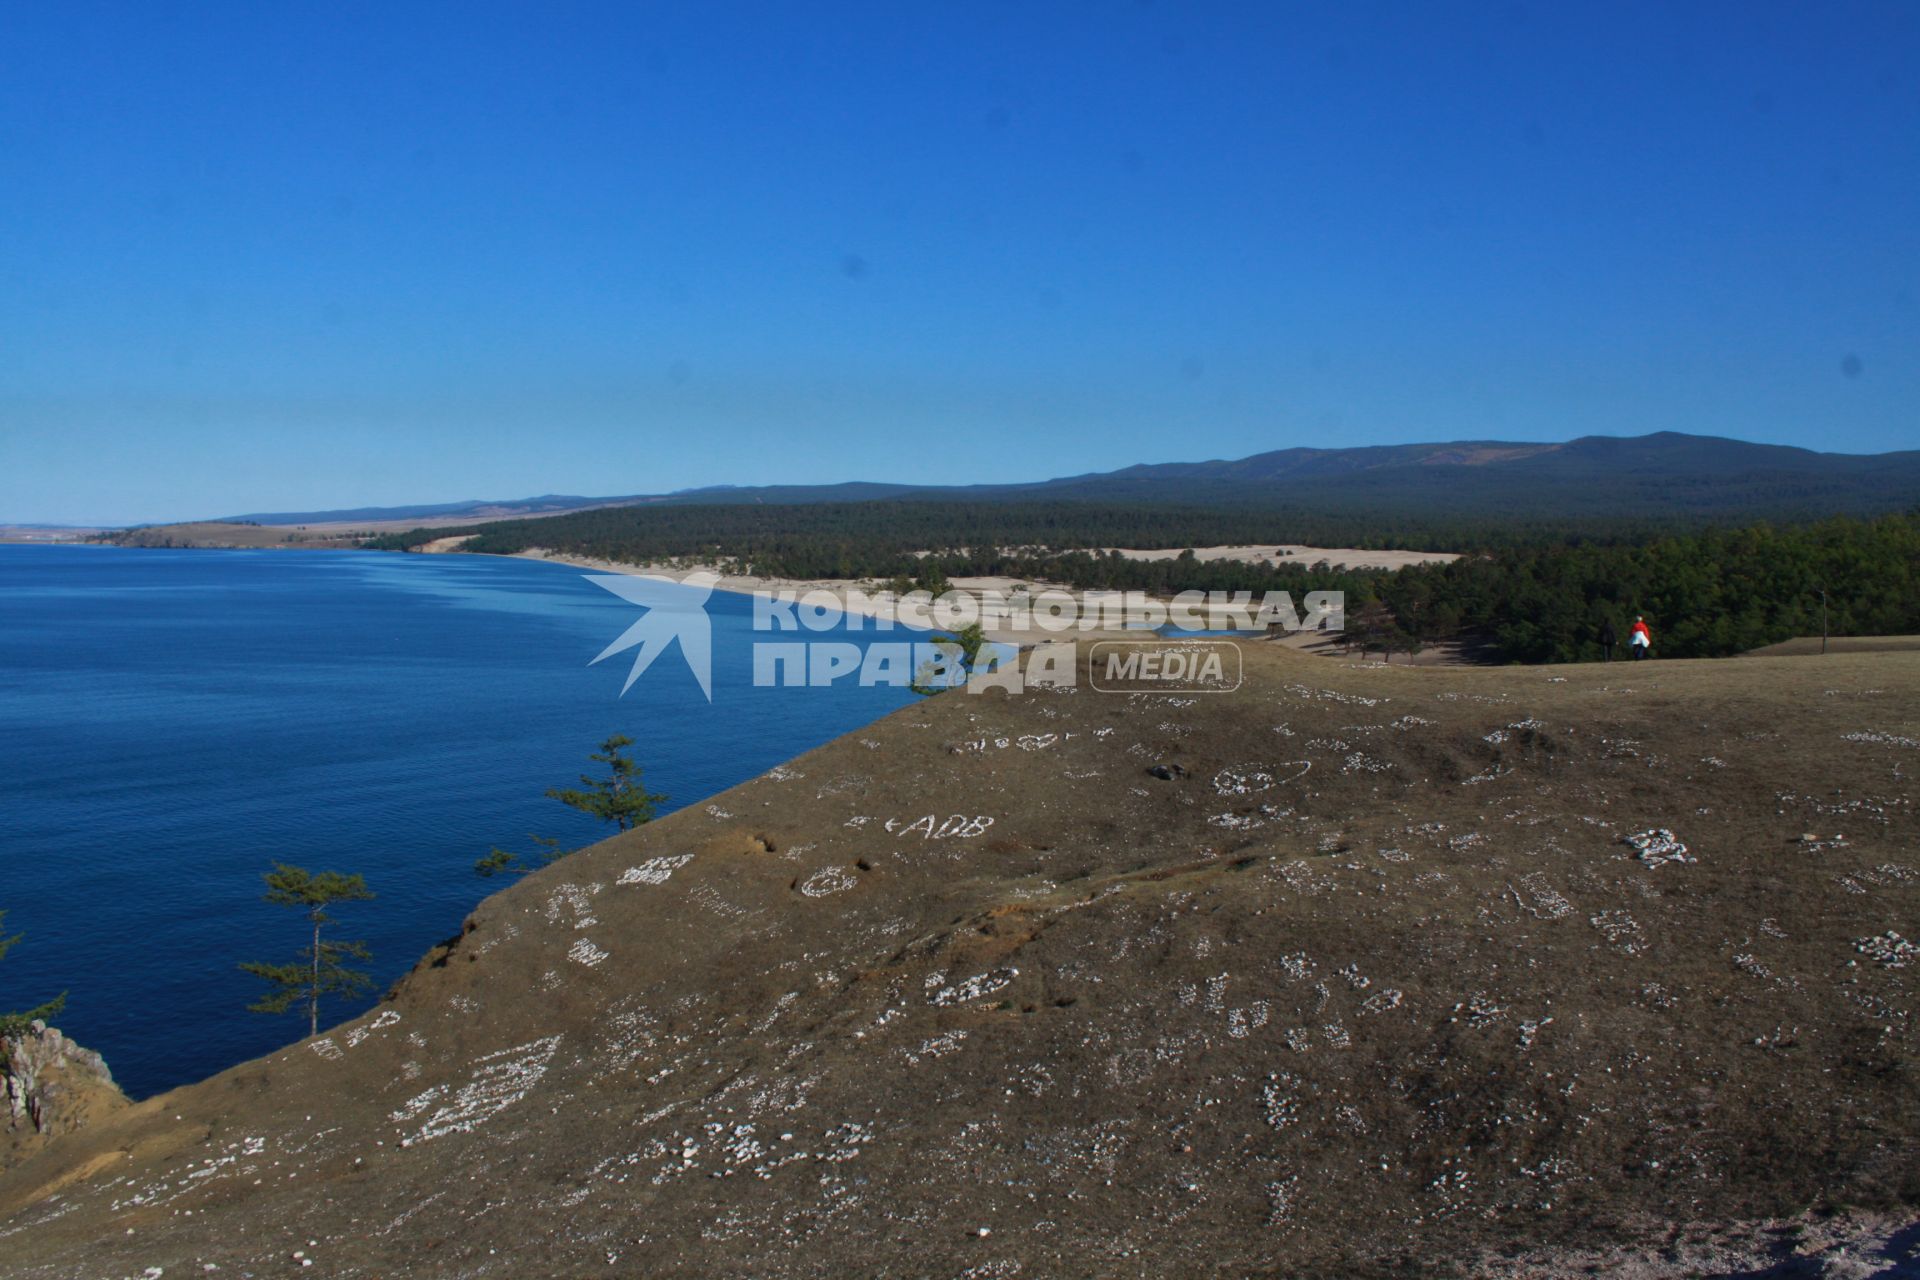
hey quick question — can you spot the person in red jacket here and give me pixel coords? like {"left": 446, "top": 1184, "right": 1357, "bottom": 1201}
{"left": 1629, "top": 615, "right": 1652, "bottom": 659}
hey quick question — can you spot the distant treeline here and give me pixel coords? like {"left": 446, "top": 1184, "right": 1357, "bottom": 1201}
{"left": 366, "top": 499, "right": 1709, "bottom": 563}
{"left": 368, "top": 504, "right": 1920, "bottom": 663}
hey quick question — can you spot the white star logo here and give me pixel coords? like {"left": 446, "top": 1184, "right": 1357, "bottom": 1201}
{"left": 585, "top": 571, "right": 718, "bottom": 700}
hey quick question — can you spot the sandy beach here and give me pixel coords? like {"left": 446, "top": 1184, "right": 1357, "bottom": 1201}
{"left": 495, "top": 547, "right": 1145, "bottom": 648}
{"left": 498, "top": 547, "right": 1487, "bottom": 666}
{"left": 479, "top": 541, "right": 1441, "bottom": 647}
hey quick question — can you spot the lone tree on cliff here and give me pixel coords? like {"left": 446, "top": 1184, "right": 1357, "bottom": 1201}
{"left": 0, "top": 908, "right": 66, "bottom": 1038}
{"left": 912, "top": 620, "right": 992, "bottom": 696}
{"left": 239, "top": 864, "right": 375, "bottom": 1039}
{"left": 475, "top": 832, "right": 565, "bottom": 878}
{"left": 546, "top": 733, "right": 666, "bottom": 832}
{"left": 476, "top": 735, "right": 668, "bottom": 876}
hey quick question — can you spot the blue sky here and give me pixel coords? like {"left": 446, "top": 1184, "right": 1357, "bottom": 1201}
{"left": 3, "top": 2, "right": 1916, "bottom": 523}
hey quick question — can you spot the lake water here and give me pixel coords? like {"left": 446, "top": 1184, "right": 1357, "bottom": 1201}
{"left": 0, "top": 546, "right": 918, "bottom": 1098}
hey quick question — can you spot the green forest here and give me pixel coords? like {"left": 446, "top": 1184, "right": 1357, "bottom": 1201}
{"left": 366, "top": 499, "right": 1693, "bottom": 563}
{"left": 1374, "top": 516, "right": 1920, "bottom": 662}
{"left": 369, "top": 505, "right": 1920, "bottom": 664}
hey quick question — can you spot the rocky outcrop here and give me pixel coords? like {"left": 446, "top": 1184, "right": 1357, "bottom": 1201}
{"left": 2, "top": 1021, "right": 128, "bottom": 1170}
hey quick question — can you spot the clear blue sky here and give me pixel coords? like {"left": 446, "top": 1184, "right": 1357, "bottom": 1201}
{"left": 3, "top": 2, "right": 1916, "bottom": 524}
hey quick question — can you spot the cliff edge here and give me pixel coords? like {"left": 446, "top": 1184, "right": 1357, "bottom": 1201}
{"left": 2, "top": 1021, "right": 129, "bottom": 1173}
{"left": 0, "top": 644, "right": 1914, "bottom": 1277}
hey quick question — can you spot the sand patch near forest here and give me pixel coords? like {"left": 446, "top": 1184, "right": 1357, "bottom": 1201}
{"left": 1100, "top": 543, "right": 1458, "bottom": 571}
{"left": 497, "top": 550, "right": 1158, "bottom": 646}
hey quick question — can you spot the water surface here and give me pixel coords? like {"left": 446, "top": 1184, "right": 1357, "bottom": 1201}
{"left": 0, "top": 546, "right": 916, "bottom": 1096}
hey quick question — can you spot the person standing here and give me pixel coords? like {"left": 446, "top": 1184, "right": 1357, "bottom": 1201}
{"left": 1599, "top": 618, "right": 1617, "bottom": 662}
{"left": 1629, "top": 615, "right": 1652, "bottom": 660}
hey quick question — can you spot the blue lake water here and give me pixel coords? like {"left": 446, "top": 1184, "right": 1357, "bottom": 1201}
{"left": 0, "top": 545, "right": 919, "bottom": 1098}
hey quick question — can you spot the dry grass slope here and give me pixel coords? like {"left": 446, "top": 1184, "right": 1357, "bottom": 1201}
{"left": 0, "top": 645, "right": 1915, "bottom": 1277}
{"left": 1744, "top": 635, "right": 1920, "bottom": 658}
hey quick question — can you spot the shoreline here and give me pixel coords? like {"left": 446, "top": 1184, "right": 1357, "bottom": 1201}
{"left": 493, "top": 549, "right": 1489, "bottom": 667}
{"left": 38, "top": 540, "right": 1449, "bottom": 662}
{"left": 489, "top": 547, "right": 1173, "bottom": 648}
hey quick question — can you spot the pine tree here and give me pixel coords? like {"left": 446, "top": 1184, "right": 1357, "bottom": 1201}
{"left": 239, "top": 864, "right": 375, "bottom": 1039}
{"left": 475, "top": 833, "right": 566, "bottom": 878}
{"left": 0, "top": 909, "right": 66, "bottom": 1038}
{"left": 545, "top": 734, "right": 667, "bottom": 832}
{"left": 475, "top": 739, "right": 669, "bottom": 877}
{"left": 915, "top": 562, "right": 950, "bottom": 596}
{"left": 912, "top": 620, "right": 992, "bottom": 696}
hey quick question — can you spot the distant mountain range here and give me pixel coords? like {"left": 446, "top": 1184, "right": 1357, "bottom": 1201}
{"left": 224, "top": 432, "right": 1920, "bottom": 527}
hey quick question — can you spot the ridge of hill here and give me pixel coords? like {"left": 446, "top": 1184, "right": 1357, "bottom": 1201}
{"left": 211, "top": 432, "right": 1920, "bottom": 529}
{"left": 0, "top": 644, "right": 1915, "bottom": 1276}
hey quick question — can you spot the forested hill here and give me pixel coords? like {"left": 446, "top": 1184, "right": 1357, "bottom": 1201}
{"left": 968, "top": 432, "right": 1920, "bottom": 517}
{"left": 373, "top": 502, "right": 1920, "bottom": 665}
{"left": 236, "top": 432, "right": 1920, "bottom": 526}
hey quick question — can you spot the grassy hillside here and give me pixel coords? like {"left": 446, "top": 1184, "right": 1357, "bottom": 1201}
{"left": 2, "top": 644, "right": 1914, "bottom": 1276}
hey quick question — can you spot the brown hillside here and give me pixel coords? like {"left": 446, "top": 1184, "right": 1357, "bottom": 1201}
{"left": 1, "top": 644, "right": 1915, "bottom": 1277}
